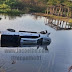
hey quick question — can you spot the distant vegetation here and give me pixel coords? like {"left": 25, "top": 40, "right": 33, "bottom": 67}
{"left": 0, "top": 0, "right": 72, "bottom": 16}
{"left": 0, "top": 0, "right": 47, "bottom": 15}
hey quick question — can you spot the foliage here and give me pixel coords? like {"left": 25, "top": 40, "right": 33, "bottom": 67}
{"left": 0, "top": 0, "right": 72, "bottom": 14}
{"left": 0, "top": 4, "right": 10, "bottom": 9}
{"left": 47, "top": 0, "right": 72, "bottom": 8}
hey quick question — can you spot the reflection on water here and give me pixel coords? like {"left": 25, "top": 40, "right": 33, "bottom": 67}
{"left": 20, "top": 41, "right": 51, "bottom": 48}
{"left": 0, "top": 14, "right": 42, "bottom": 20}
{"left": 5, "top": 45, "right": 49, "bottom": 53}
{"left": 0, "top": 45, "right": 51, "bottom": 72}
{"left": 0, "top": 13, "right": 23, "bottom": 20}
{"left": 0, "top": 59, "right": 15, "bottom": 72}
{"left": 0, "top": 18, "right": 2, "bottom": 20}
{"left": 0, "top": 14, "right": 23, "bottom": 20}
{"left": 45, "top": 17, "right": 72, "bottom": 30}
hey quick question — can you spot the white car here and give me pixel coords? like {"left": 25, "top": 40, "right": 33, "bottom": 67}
{"left": 0, "top": 29, "right": 51, "bottom": 47}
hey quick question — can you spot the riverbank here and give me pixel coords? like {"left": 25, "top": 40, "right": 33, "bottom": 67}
{"left": 0, "top": 9, "right": 24, "bottom": 16}
{"left": 33, "top": 13, "right": 72, "bottom": 23}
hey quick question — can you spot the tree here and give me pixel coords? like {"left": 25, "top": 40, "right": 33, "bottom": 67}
{"left": 0, "top": 3, "right": 10, "bottom": 9}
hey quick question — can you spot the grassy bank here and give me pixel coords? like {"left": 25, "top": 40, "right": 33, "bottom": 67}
{"left": 33, "top": 13, "right": 72, "bottom": 23}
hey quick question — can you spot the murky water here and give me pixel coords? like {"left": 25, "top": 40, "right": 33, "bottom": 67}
{"left": 0, "top": 14, "right": 72, "bottom": 72}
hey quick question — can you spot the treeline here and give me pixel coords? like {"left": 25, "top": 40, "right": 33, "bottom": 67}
{"left": 0, "top": 0, "right": 72, "bottom": 14}
{"left": 0, "top": 0, "right": 48, "bottom": 14}
{"left": 18, "top": 0, "right": 47, "bottom": 13}
{"left": 47, "top": 0, "right": 72, "bottom": 8}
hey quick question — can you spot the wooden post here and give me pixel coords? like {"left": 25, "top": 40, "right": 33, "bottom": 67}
{"left": 63, "top": 8, "right": 66, "bottom": 16}
{"left": 67, "top": 7, "right": 70, "bottom": 17}
{"left": 58, "top": 5, "right": 61, "bottom": 16}
{"left": 55, "top": 7, "right": 58, "bottom": 15}
{"left": 50, "top": 7, "right": 53, "bottom": 15}
{"left": 53, "top": 7, "right": 55, "bottom": 14}
{"left": 56, "top": 7, "right": 58, "bottom": 15}
{"left": 61, "top": 8, "right": 63, "bottom": 16}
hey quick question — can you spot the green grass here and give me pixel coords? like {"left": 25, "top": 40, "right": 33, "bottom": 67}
{"left": 68, "top": 19, "right": 72, "bottom": 23}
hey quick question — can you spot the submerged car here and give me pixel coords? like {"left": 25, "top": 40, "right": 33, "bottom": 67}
{"left": 0, "top": 29, "right": 51, "bottom": 47}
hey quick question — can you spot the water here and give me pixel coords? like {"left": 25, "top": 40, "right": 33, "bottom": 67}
{"left": 0, "top": 14, "right": 72, "bottom": 72}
